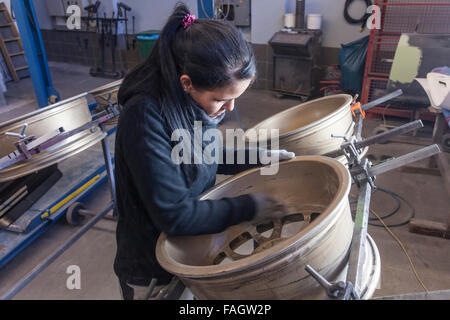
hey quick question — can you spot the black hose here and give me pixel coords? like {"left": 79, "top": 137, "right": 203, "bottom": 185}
{"left": 344, "top": 0, "right": 372, "bottom": 30}
{"left": 350, "top": 187, "right": 415, "bottom": 228}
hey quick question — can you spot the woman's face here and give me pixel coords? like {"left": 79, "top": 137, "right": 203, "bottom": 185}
{"left": 180, "top": 75, "right": 253, "bottom": 119}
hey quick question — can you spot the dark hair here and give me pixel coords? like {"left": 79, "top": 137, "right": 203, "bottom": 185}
{"left": 118, "top": 2, "right": 256, "bottom": 133}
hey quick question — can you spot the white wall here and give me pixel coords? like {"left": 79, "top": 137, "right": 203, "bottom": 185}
{"left": 30, "top": 0, "right": 199, "bottom": 32}
{"left": 251, "top": 0, "right": 285, "bottom": 44}
{"left": 250, "top": 0, "right": 369, "bottom": 46}
{"left": 305, "top": 0, "right": 369, "bottom": 47}
{"left": 33, "top": 0, "right": 53, "bottom": 30}
{"left": 129, "top": 0, "right": 198, "bottom": 33}
{"left": 30, "top": 0, "right": 368, "bottom": 47}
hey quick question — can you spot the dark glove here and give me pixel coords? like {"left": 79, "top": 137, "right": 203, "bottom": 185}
{"left": 250, "top": 193, "right": 289, "bottom": 223}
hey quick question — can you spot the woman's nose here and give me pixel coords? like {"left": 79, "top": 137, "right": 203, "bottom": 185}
{"left": 224, "top": 99, "right": 235, "bottom": 111}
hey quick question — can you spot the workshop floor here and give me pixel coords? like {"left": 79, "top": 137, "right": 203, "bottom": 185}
{"left": 0, "top": 63, "right": 449, "bottom": 300}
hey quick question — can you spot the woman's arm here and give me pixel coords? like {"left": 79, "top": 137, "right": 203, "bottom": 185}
{"left": 120, "top": 100, "right": 256, "bottom": 236}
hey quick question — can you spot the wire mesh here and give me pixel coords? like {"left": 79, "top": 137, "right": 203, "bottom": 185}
{"left": 362, "top": 0, "right": 450, "bottom": 113}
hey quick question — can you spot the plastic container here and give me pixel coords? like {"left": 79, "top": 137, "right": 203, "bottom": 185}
{"left": 136, "top": 30, "right": 160, "bottom": 61}
{"left": 284, "top": 13, "right": 296, "bottom": 28}
{"left": 307, "top": 14, "right": 322, "bottom": 30}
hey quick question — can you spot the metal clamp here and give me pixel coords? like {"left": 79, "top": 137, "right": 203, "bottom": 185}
{"left": 5, "top": 123, "right": 29, "bottom": 139}
{"left": 331, "top": 121, "right": 364, "bottom": 167}
{"left": 349, "top": 157, "right": 375, "bottom": 188}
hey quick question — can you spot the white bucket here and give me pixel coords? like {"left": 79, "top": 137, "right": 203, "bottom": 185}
{"left": 307, "top": 13, "right": 323, "bottom": 30}
{"left": 284, "top": 13, "right": 296, "bottom": 28}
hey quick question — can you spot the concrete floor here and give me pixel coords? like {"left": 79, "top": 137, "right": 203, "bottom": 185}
{"left": 0, "top": 63, "right": 449, "bottom": 300}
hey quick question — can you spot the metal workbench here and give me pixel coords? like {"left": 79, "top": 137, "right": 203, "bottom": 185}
{"left": 0, "top": 123, "right": 116, "bottom": 270}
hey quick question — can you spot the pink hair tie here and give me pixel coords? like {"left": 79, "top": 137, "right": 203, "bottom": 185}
{"left": 182, "top": 14, "right": 196, "bottom": 29}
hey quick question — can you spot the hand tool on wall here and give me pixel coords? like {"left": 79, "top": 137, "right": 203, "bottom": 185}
{"left": 117, "top": 2, "right": 132, "bottom": 50}
{"left": 84, "top": 1, "right": 100, "bottom": 32}
{"left": 132, "top": 16, "right": 136, "bottom": 49}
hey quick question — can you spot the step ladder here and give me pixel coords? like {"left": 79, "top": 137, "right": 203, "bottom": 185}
{"left": 0, "top": 2, "right": 29, "bottom": 81}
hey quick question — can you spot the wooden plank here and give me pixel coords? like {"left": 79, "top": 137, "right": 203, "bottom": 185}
{"left": 9, "top": 51, "right": 24, "bottom": 57}
{"left": 0, "top": 34, "right": 18, "bottom": 81}
{"left": 0, "top": 3, "right": 27, "bottom": 81}
{"left": 409, "top": 146, "right": 450, "bottom": 239}
{"left": 14, "top": 66, "right": 28, "bottom": 71}
{"left": 3, "top": 37, "right": 19, "bottom": 42}
{"left": 409, "top": 219, "right": 450, "bottom": 239}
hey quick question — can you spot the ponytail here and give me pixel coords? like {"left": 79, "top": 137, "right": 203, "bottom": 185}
{"left": 118, "top": 2, "right": 256, "bottom": 134}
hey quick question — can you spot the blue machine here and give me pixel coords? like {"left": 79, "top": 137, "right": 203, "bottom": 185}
{"left": 198, "top": 0, "right": 214, "bottom": 19}
{"left": 11, "top": 0, "right": 60, "bottom": 107}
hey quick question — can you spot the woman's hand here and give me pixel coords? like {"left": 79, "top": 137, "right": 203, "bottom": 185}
{"left": 250, "top": 193, "right": 289, "bottom": 223}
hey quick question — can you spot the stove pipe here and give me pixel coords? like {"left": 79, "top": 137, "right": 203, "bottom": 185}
{"left": 296, "top": 0, "right": 306, "bottom": 29}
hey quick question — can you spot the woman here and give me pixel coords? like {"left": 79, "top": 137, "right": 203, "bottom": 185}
{"left": 114, "top": 4, "right": 294, "bottom": 300}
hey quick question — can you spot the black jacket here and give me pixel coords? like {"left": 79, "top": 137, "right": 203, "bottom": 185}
{"left": 113, "top": 94, "right": 260, "bottom": 285}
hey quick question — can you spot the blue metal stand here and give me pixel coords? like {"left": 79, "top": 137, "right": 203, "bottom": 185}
{"left": 198, "top": 0, "right": 214, "bottom": 19}
{"left": 11, "top": 0, "right": 59, "bottom": 107}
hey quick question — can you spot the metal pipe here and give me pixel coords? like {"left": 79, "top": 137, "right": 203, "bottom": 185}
{"left": 361, "top": 89, "right": 403, "bottom": 112}
{"left": 377, "top": 3, "right": 450, "bottom": 6}
{"left": 354, "top": 120, "right": 423, "bottom": 149}
{"left": 346, "top": 177, "right": 372, "bottom": 295}
{"left": 295, "top": 0, "right": 306, "bottom": 29}
{"left": 0, "top": 202, "right": 114, "bottom": 300}
{"left": 11, "top": 0, "right": 60, "bottom": 107}
{"left": 144, "top": 278, "right": 158, "bottom": 300}
{"left": 368, "top": 144, "right": 441, "bottom": 177}
{"left": 100, "top": 124, "right": 117, "bottom": 217}
{"left": 352, "top": 89, "right": 403, "bottom": 141}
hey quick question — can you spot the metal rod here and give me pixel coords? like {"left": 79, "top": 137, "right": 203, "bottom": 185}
{"left": 347, "top": 179, "right": 372, "bottom": 295}
{"left": 144, "top": 278, "right": 158, "bottom": 300}
{"left": 100, "top": 124, "right": 117, "bottom": 218}
{"left": 361, "top": 89, "right": 403, "bottom": 112}
{"left": 0, "top": 93, "right": 87, "bottom": 129}
{"left": 305, "top": 265, "right": 332, "bottom": 290}
{"left": 377, "top": 3, "right": 450, "bottom": 6}
{"left": 354, "top": 120, "right": 424, "bottom": 149}
{"left": 368, "top": 144, "right": 441, "bottom": 177}
{"left": 0, "top": 202, "right": 114, "bottom": 300}
{"left": 0, "top": 113, "right": 114, "bottom": 171}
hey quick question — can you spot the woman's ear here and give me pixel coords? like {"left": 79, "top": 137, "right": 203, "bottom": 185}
{"left": 180, "top": 74, "right": 193, "bottom": 93}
